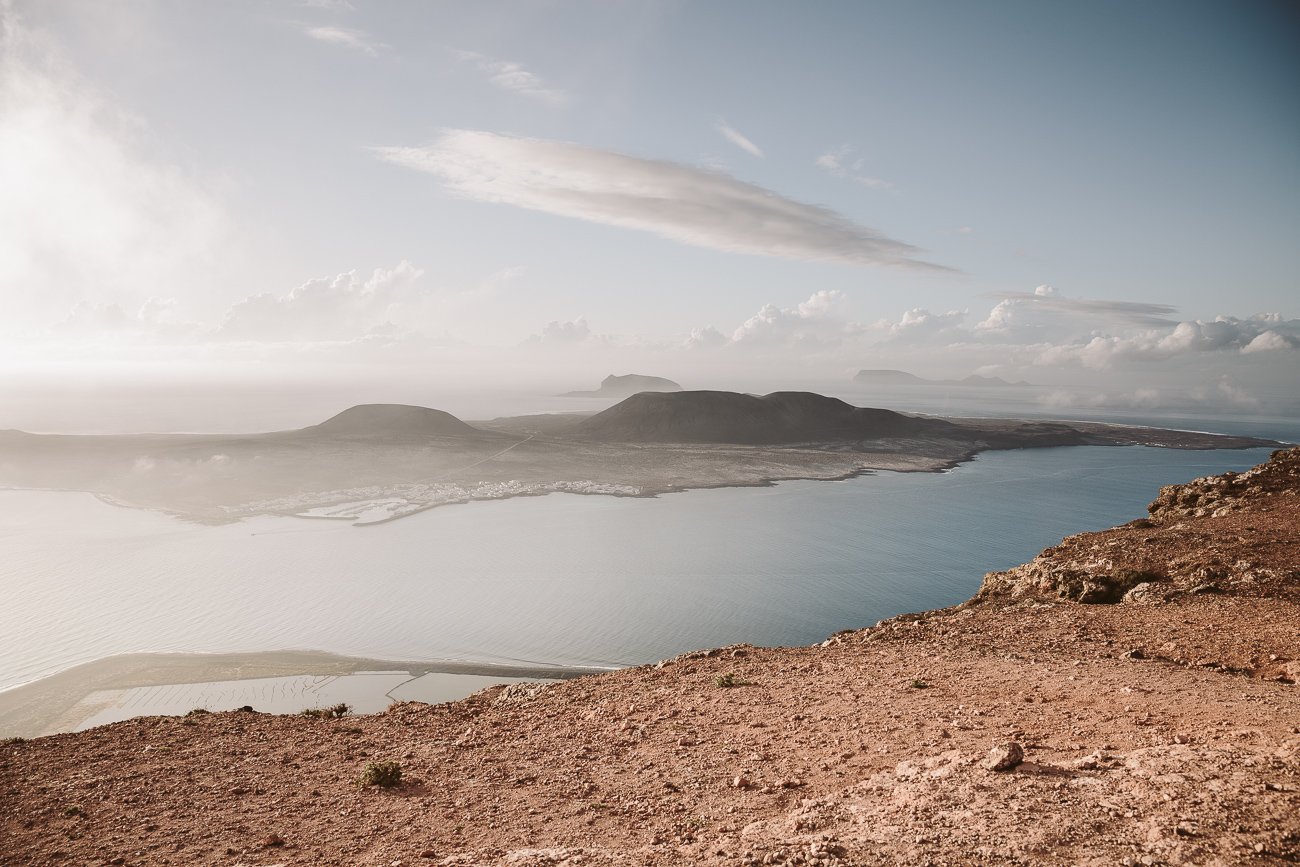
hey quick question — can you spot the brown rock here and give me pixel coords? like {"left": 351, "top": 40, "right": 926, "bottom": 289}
{"left": 981, "top": 742, "right": 1024, "bottom": 772}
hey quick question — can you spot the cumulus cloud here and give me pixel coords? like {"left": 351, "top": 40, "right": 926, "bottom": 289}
{"left": 1030, "top": 314, "right": 1300, "bottom": 369}
{"left": 456, "top": 52, "right": 568, "bottom": 105}
{"left": 974, "top": 299, "right": 1017, "bottom": 332}
{"left": 1242, "top": 330, "right": 1297, "bottom": 354}
{"left": 873, "top": 307, "right": 968, "bottom": 342}
{"left": 375, "top": 130, "right": 942, "bottom": 270}
{"left": 685, "top": 326, "right": 728, "bottom": 350}
{"left": 532, "top": 317, "right": 592, "bottom": 344}
{"left": 728, "top": 290, "right": 866, "bottom": 348}
{"left": 815, "top": 145, "right": 893, "bottom": 191}
{"left": 219, "top": 261, "right": 424, "bottom": 341}
{"left": 714, "top": 119, "right": 763, "bottom": 158}
{"left": 305, "top": 26, "right": 387, "bottom": 55}
{"left": 848, "top": 287, "right": 1297, "bottom": 382}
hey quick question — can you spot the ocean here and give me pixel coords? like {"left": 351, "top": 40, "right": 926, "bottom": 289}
{"left": 0, "top": 442, "right": 1285, "bottom": 693}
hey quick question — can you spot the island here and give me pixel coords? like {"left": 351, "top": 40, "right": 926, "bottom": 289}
{"left": 560, "top": 373, "right": 683, "bottom": 398}
{"left": 0, "top": 390, "right": 1282, "bottom": 525}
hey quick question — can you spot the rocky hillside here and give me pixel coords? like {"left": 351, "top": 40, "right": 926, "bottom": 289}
{"left": 2, "top": 450, "right": 1297, "bottom": 866}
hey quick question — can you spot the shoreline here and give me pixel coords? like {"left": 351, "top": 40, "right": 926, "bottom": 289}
{"left": 0, "top": 442, "right": 1286, "bottom": 737}
{"left": 2, "top": 403, "right": 1287, "bottom": 528}
{"left": 11, "top": 437, "right": 1286, "bottom": 530}
{"left": 0, "top": 649, "right": 608, "bottom": 739}
{"left": 149, "top": 437, "right": 1298, "bottom": 527}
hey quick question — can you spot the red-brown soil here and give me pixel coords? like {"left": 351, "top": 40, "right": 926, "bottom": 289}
{"left": 4, "top": 449, "right": 1298, "bottom": 866}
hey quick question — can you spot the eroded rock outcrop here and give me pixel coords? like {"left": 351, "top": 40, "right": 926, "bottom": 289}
{"left": 979, "top": 447, "right": 1300, "bottom": 603}
{"left": 1148, "top": 446, "right": 1300, "bottom": 520}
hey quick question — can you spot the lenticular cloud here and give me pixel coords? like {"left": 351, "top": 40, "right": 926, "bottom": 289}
{"left": 376, "top": 130, "right": 944, "bottom": 271}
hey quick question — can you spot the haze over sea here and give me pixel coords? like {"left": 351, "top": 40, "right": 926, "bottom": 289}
{"left": 3, "top": 390, "right": 1294, "bottom": 695}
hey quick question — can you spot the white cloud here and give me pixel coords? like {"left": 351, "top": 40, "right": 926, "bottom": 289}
{"left": 532, "top": 317, "right": 592, "bottom": 344}
{"left": 0, "top": 6, "right": 229, "bottom": 330}
{"left": 1242, "top": 330, "right": 1295, "bottom": 354}
{"left": 52, "top": 302, "right": 131, "bottom": 334}
{"left": 377, "top": 130, "right": 941, "bottom": 270}
{"left": 48, "top": 297, "right": 199, "bottom": 342}
{"left": 219, "top": 261, "right": 424, "bottom": 341}
{"left": 685, "top": 326, "right": 728, "bottom": 349}
{"left": 714, "top": 119, "right": 763, "bottom": 158}
{"left": 456, "top": 51, "right": 568, "bottom": 105}
{"left": 873, "top": 307, "right": 968, "bottom": 341}
{"left": 984, "top": 288, "right": 1176, "bottom": 328}
{"left": 1030, "top": 314, "right": 1300, "bottom": 369}
{"left": 305, "top": 26, "right": 386, "bottom": 55}
{"left": 815, "top": 145, "right": 893, "bottom": 191}
{"left": 846, "top": 287, "right": 1297, "bottom": 382}
{"left": 729, "top": 290, "right": 864, "bottom": 348}
{"left": 975, "top": 299, "right": 1017, "bottom": 332}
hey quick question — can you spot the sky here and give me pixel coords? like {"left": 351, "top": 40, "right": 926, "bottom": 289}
{"left": 1, "top": 0, "right": 1298, "bottom": 430}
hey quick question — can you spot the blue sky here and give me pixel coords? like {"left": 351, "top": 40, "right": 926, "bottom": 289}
{"left": 1, "top": 0, "right": 1297, "bottom": 427}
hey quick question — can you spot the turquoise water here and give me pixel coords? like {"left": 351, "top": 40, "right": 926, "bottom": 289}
{"left": 0, "top": 444, "right": 1282, "bottom": 692}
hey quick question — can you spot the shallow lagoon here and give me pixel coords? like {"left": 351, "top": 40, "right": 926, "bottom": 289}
{"left": 0, "top": 445, "right": 1280, "bottom": 693}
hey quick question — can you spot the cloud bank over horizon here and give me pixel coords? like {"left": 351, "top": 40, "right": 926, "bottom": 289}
{"left": 375, "top": 130, "right": 944, "bottom": 271}
{"left": 13, "top": 263, "right": 1296, "bottom": 391}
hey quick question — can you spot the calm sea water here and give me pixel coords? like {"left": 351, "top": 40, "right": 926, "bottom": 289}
{"left": 1, "top": 443, "right": 1287, "bottom": 692}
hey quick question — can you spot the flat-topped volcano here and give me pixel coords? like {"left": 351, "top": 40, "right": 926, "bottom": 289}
{"left": 561, "top": 373, "right": 683, "bottom": 398}
{"left": 573, "top": 390, "right": 955, "bottom": 444}
{"left": 304, "top": 404, "right": 488, "bottom": 439}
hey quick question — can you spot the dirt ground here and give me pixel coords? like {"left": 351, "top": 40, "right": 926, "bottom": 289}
{"left": 3, "top": 449, "right": 1297, "bottom": 866}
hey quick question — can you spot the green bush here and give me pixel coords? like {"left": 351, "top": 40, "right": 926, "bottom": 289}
{"left": 300, "top": 703, "right": 351, "bottom": 719}
{"left": 360, "top": 760, "right": 402, "bottom": 788}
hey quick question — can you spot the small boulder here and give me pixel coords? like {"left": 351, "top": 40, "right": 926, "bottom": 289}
{"left": 1121, "top": 583, "right": 1160, "bottom": 604}
{"left": 981, "top": 742, "right": 1024, "bottom": 772}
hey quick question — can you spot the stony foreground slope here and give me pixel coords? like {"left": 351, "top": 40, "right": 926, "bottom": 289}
{"left": 3, "top": 450, "right": 1299, "bottom": 866}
